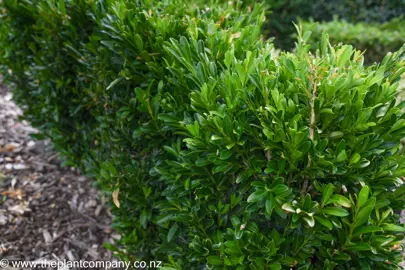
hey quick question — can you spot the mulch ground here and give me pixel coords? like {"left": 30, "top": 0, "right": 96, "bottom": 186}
{"left": 0, "top": 83, "right": 120, "bottom": 269}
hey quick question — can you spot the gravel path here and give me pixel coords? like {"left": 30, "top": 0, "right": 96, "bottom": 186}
{"left": 0, "top": 82, "right": 119, "bottom": 269}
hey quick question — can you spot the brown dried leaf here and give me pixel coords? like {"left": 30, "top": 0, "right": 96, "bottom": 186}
{"left": 2, "top": 188, "right": 24, "bottom": 199}
{"left": 0, "top": 142, "right": 18, "bottom": 152}
{"left": 112, "top": 188, "right": 120, "bottom": 208}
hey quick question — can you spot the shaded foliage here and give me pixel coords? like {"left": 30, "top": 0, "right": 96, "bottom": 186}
{"left": 260, "top": 0, "right": 405, "bottom": 50}
{"left": 301, "top": 17, "right": 405, "bottom": 64}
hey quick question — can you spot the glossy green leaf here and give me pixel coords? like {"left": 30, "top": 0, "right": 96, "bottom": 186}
{"left": 167, "top": 223, "right": 179, "bottom": 242}
{"left": 381, "top": 224, "right": 405, "bottom": 232}
{"left": 207, "top": 256, "right": 223, "bottom": 265}
{"left": 357, "top": 185, "right": 370, "bottom": 208}
{"left": 322, "top": 183, "right": 334, "bottom": 206}
{"left": 355, "top": 204, "right": 375, "bottom": 227}
{"left": 352, "top": 226, "right": 383, "bottom": 236}
{"left": 329, "top": 131, "right": 344, "bottom": 139}
{"left": 345, "top": 242, "right": 372, "bottom": 251}
{"left": 314, "top": 216, "right": 333, "bottom": 230}
{"left": 329, "top": 194, "right": 352, "bottom": 208}
{"left": 247, "top": 190, "right": 268, "bottom": 203}
{"left": 320, "top": 207, "right": 349, "bottom": 217}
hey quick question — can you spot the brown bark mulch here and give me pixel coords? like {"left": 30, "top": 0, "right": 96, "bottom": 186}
{"left": 0, "top": 83, "right": 120, "bottom": 269}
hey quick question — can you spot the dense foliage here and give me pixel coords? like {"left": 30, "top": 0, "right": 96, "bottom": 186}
{"left": 259, "top": 0, "right": 405, "bottom": 50}
{"left": 301, "top": 18, "right": 405, "bottom": 64}
{"left": 2, "top": 0, "right": 405, "bottom": 269}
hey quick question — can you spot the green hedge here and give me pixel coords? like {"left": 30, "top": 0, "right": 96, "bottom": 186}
{"left": 2, "top": 1, "right": 405, "bottom": 269}
{"left": 258, "top": 0, "right": 405, "bottom": 50}
{"left": 301, "top": 18, "right": 405, "bottom": 64}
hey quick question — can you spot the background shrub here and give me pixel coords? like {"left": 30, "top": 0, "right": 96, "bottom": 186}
{"left": 256, "top": 0, "right": 405, "bottom": 51}
{"left": 301, "top": 17, "right": 405, "bottom": 64}
{"left": 2, "top": 0, "right": 405, "bottom": 269}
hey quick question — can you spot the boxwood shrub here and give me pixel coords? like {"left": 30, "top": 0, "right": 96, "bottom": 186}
{"left": 242, "top": 0, "right": 405, "bottom": 51}
{"left": 2, "top": 1, "right": 405, "bottom": 269}
{"left": 301, "top": 17, "right": 405, "bottom": 64}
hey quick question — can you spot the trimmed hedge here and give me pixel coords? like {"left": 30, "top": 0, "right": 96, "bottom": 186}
{"left": 301, "top": 18, "right": 405, "bottom": 64}
{"left": 2, "top": 1, "right": 405, "bottom": 269}
{"left": 257, "top": 0, "right": 405, "bottom": 50}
